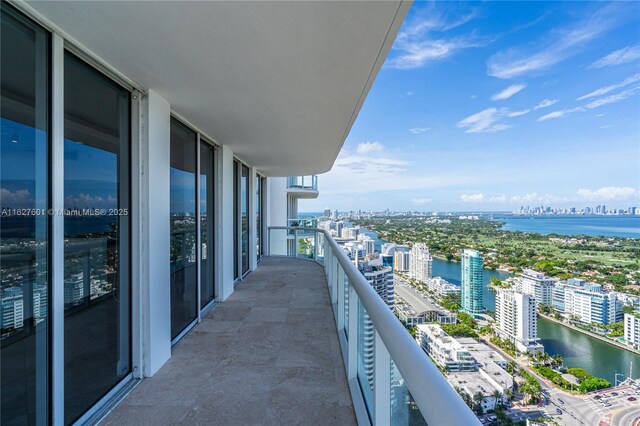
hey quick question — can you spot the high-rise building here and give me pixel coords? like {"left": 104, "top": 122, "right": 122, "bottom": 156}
{"left": 520, "top": 269, "right": 555, "bottom": 307}
{"left": 494, "top": 287, "right": 544, "bottom": 353}
{"left": 359, "top": 262, "right": 394, "bottom": 385}
{"left": 394, "top": 251, "right": 410, "bottom": 272}
{"left": 323, "top": 208, "right": 331, "bottom": 218}
{"left": 461, "top": 249, "right": 484, "bottom": 317}
{"left": 332, "top": 209, "right": 338, "bottom": 220}
{"left": 624, "top": 313, "right": 640, "bottom": 349}
{"left": 409, "top": 243, "right": 432, "bottom": 283}
{"left": 565, "top": 285, "right": 618, "bottom": 325}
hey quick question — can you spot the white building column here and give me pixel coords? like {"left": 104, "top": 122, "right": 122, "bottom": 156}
{"left": 219, "top": 145, "right": 235, "bottom": 300}
{"left": 268, "top": 177, "right": 288, "bottom": 227}
{"left": 139, "top": 90, "right": 171, "bottom": 377}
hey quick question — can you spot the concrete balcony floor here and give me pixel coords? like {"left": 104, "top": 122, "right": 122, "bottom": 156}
{"left": 103, "top": 257, "right": 356, "bottom": 425}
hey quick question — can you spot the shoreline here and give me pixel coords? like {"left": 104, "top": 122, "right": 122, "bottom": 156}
{"left": 538, "top": 313, "right": 640, "bottom": 356}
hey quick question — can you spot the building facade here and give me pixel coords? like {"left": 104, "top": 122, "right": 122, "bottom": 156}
{"left": 409, "top": 243, "right": 432, "bottom": 283}
{"left": 624, "top": 313, "right": 640, "bottom": 349}
{"left": 461, "top": 249, "right": 484, "bottom": 317}
{"left": 494, "top": 288, "right": 544, "bottom": 353}
{"left": 520, "top": 269, "right": 556, "bottom": 307}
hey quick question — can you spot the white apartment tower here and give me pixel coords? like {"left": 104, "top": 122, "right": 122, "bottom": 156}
{"left": 520, "top": 269, "right": 556, "bottom": 307}
{"left": 494, "top": 287, "right": 544, "bottom": 353}
{"left": 394, "top": 251, "right": 410, "bottom": 272}
{"left": 410, "top": 243, "right": 432, "bottom": 283}
{"left": 624, "top": 313, "right": 640, "bottom": 349}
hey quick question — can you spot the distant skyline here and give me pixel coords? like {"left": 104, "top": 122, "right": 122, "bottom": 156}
{"left": 302, "top": 1, "right": 640, "bottom": 212}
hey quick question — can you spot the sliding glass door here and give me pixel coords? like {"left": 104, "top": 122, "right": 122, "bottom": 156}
{"left": 200, "top": 142, "right": 215, "bottom": 308}
{"left": 169, "top": 119, "right": 198, "bottom": 339}
{"left": 1, "top": 5, "right": 50, "bottom": 424}
{"left": 241, "top": 165, "right": 249, "bottom": 275}
{"left": 63, "top": 52, "right": 131, "bottom": 424}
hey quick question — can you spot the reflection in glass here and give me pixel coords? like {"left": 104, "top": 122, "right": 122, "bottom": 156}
{"left": 170, "top": 119, "right": 197, "bottom": 339}
{"left": 1, "top": 5, "right": 50, "bottom": 424}
{"left": 233, "top": 161, "right": 239, "bottom": 280}
{"left": 391, "top": 360, "right": 428, "bottom": 426}
{"left": 63, "top": 52, "right": 131, "bottom": 423}
{"left": 241, "top": 165, "right": 249, "bottom": 274}
{"left": 255, "top": 176, "right": 262, "bottom": 260}
{"left": 200, "top": 142, "right": 214, "bottom": 308}
{"left": 358, "top": 299, "right": 375, "bottom": 421}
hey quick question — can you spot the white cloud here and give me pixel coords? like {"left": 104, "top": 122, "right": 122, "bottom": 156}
{"left": 388, "top": 5, "right": 485, "bottom": 70}
{"left": 412, "top": 198, "right": 432, "bottom": 205}
{"left": 507, "top": 109, "right": 530, "bottom": 117}
{"left": 457, "top": 108, "right": 512, "bottom": 133}
{"left": 537, "top": 106, "right": 585, "bottom": 121}
{"left": 487, "top": 4, "right": 627, "bottom": 79}
{"left": 460, "top": 193, "right": 484, "bottom": 203}
{"left": 584, "top": 85, "right": 640, "bottom": 109}
{"left": 576, "top": 73, "right": 640, "bottom": 101}
{"left": 491, "top": 84, "right": 527, "bottom": 100}
{"left": 356, "top": 141, "right": 384, "bottom": 154}
{"left": 0, "top": 188, "right": 33, "bottom": 208}
{"left": 509, "top": 193, "right": 564, "bottom": 204}
{"left": 409, "top": 127, "right": 430, "bottom": 134}
{"left": 64, "top": 193, "right": 117, "bottom": 208}
{"left": 489, "top": 194, "right": 508, "bottom": 203}
{"left": 406, "top": 91, "right": 414, "bottom": 96}
{"left": 590, "top": 44, "right": 640, "bottom": 68}
{"left": 576, "top": 186, "right": 639, "bottom": 201}
{"left": 533, "top": 99, "right": 558, "bottom": 110}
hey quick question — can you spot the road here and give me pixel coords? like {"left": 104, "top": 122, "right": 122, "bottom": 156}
{"left": 611, "top": 405, "right": 640, "bottom": 426}
{"left": 394, "top": 278, "right": 441, "bottom": 313}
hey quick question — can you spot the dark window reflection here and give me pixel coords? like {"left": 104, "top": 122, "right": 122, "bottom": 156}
{"left": 170, "top": 119, "right": 197, "bottom": 339}
{"left": 200, "top": 142, "right": 214, "bottom": 308}
{"left": 256, "top": 176, "right": 263, "bottom": 259}
{"left": 241, "top": 165, "right": 249, "bottom": 274}
{"left": 233, "top": 161, "right": 239, "bottom": 280}
{"left": 63, "top": 53, "right": 130, "bottom": 424}
{"left": 1, "top": 5, "right": 50, "bottom": 424}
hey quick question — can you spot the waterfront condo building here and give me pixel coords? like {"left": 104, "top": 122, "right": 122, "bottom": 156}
{"left": 624, "top": 313, "right": 640, "bottom": 349}
{"left": 461, "top": 249, "right": 484, "bottom": 317}
{"left": 520, "top": 269, "right": 556, "bottom": 307}
{"left": 415, "top": 324, "right": 476, "bottom": 372}
{"left": 564, "top": 284, "right": 619, "bottom": 325}
{"left": 409, "top": 243, "right": 432, "bottom": 283}
{"left": 394, "top": 250, "right": 411, "bottom": 273}
{"left": 494, "top": 287, "right": 544, "bottom": 354}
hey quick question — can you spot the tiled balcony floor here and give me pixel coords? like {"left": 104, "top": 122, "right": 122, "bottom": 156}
{"left": 103, "top": 257, "right": 356, "bottom": 425}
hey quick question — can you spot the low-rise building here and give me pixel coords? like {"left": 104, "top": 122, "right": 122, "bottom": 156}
{"left": 415, "top": 324, "right": 476, "bottom": 372}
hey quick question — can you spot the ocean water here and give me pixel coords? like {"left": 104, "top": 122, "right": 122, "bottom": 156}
{"left": 494, "top": 215, "right": 640, "bottom": 238}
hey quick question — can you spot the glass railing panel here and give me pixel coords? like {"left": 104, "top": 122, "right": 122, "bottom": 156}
{"left": 391, "top": 359, "right": 429, "bottom": 426}
{"left": 295, "top": 230, "right": 315, "bottom": 259}
{"left": 344, "top": 275, "right": 350, "bottom": 339}
{"left": 316, "top": 231, "right": 325, "bottom": 264}
{"left": 358, "top": 298, "right": 375, "bottom": 422}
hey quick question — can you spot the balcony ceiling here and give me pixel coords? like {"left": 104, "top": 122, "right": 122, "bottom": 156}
{"left": 26, "top": 1, "right": 411, "bottom": 176}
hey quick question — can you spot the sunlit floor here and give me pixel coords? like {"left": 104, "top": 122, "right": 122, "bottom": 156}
{"left": 103, "top": 257, "right": 356, "bottom": 425}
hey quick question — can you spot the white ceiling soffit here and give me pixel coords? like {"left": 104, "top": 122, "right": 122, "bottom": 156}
{"left": 25, "top": 0, "right": 411, "bottom": 176}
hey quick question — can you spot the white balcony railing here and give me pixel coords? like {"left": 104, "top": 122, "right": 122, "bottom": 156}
{"left": 268, "top": 226, "right": 480, "bottom": 426}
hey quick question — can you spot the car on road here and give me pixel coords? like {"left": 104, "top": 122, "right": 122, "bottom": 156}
{"left": 595, "top": 395, "right": 602, "bottom": 400}
{"left": 556, "top": 408, "right": 562, "bottom": 415}
{"left": 628, "top": 397, "right": 637, "bottom": 402}
{"left": 612, "top": 392, "right": 619, "bottom": 396}
{"left": 558, "top": 398, "right": 564, "bottom": 404}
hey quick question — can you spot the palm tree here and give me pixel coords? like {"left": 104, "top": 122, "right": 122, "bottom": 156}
{"left": 504, "top": 388, "right": 513, "bottom": 400}
{"left": 492, "top": 390, "right": 503, "bottom": 410}
{"left": 551, "top": 354, "right": 563, "bottom": 367}
{"left": 506, "top": 360, "right": 518, "bottom": 375}
{"left": 473, "top": 391, "right": 485, "bottom": 414}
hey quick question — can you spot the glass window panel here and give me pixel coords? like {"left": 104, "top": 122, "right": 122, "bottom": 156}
{"left": 255, "top": 175, "right": 261, "bottom": 260}
{"left": 241, "top": 165, "right": 249, "bottom": 274}
{"left": 233, "top": 161, "right": 239, "bottom": 280}
{"left": 169, "top": 118, "right": 197, "bottom": 339}
{"left": 357, "top": 299, "right": 375, "bottom": 421}
{"left": 391, "top": 360, "right": 428, "bottom": 426}
{"left": 200, "top": 142, "right": 214, "bottom": 308}
{"left": 1, "top": 5, "right": 50, "bottom": 424}
{"left": 63, "top": 52, "right": 131, "bottom": 424}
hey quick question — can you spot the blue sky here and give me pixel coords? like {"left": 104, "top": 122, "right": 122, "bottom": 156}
{"left": 302, "top": 1, "right": 640, "bottom": 213}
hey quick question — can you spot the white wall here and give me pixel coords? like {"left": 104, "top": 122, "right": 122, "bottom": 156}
{"left": 140, "top": 90, "right": 171, "bottom": 377}
{"left": 268, "top": 177, "right": 288, "bottom": 227}
{"left": 220, "top": 146, "right": 236, "bottom": 300}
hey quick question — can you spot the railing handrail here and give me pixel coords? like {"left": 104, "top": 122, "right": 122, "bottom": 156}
{"left": 268, "top": 226, "right": 480, "bottom": 425}
{"left": 286, "top": 175, "right": 318, "bottom": 190}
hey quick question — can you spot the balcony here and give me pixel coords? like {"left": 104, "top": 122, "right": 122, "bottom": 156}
{"left": 286, "top": 175, "right": 319, "bottom": 199}
{"left": 103, "top": 228, "right": 479, "bottom": 425}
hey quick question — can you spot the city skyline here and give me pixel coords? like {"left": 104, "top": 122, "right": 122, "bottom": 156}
{"left": 302, "top": 1, "right": 640, "bottom": 212}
